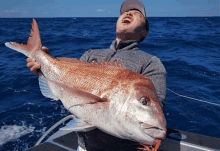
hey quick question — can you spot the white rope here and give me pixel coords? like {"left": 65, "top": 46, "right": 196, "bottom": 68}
{"left": 35, "top": 115, "right": 76, "bottom": 146}
{"left": 166, "top": 88, "right": 220, "bottom": 107}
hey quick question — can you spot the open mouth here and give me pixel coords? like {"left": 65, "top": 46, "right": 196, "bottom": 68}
{"left": 122, "top": 17, "right": 132, "bottom": 25}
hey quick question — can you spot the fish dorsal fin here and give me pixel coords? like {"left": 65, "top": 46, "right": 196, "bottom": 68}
{"left": 57, "top": 57, "right": 126, "bottom": 69}
{"left": 57, "top": 57, "right": 83, "bottom": 63}
{"left": 95, "top": 60, "right": 126, "bottom": 69}
{"left": 60, "top": 118, "right": 95, "bottom": 132}
{"left": 5, "top": 19, "right": 42, "bottom": 58}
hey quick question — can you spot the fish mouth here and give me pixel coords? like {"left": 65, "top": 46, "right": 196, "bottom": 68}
{"left": 143, "top": 128, "right": 166, "bottom": 139}
{"left": 140, "top": 123, "right": 167, "bottom": 140}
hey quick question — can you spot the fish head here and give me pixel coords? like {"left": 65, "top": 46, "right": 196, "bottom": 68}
{"left": 116, "top": 78, "right": 167, "bottom": 145}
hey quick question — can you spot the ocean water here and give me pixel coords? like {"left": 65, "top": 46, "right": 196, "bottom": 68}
{"left": 0, "top": 17, "right": 220, "bottom": 150}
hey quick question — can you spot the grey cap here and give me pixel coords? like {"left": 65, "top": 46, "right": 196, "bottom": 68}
{"left": 120, "top": 0, "right": 149, "bottom": 32}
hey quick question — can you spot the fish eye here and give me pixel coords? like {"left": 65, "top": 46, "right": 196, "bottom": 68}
{"left": 140, "top": 97, "right": 150, "bottom": 106}
{"left": 142, "top": 100, "right": 147, "bottom": 105}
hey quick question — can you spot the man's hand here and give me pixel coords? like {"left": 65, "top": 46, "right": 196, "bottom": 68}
{"left": 26, "top": 46, "right": 49, "bottom": 76}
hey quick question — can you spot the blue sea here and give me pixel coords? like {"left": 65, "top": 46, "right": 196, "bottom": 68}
{"left": 0, "top": 17, "right": 220, "bottom": 150}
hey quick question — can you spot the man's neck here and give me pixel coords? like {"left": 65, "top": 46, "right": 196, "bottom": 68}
{"left": 116, "top": 37, "right": 139, "bottom": 47}
{"left": 116, "top": 34, "right": 140, "bottom": 46}
{"left": 116, "top": 37, "right": 121, "bottom": 46}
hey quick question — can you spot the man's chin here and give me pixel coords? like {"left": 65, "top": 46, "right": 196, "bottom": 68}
{"left": 116, "top": 26, "right": 131, "bottom": 35}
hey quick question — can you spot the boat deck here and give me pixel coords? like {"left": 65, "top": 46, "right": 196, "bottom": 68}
{"left": 28, "top": 128, "right": 220, "bottom": 151}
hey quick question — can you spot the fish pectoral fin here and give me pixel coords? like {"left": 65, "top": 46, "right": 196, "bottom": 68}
{"left": 44, "top": 78, "right": 108, "bottom": 106}
{"left": 60, "top": 118, "right": 95, "bottom": 132}
{"left": 39, "top": 75, "right": 108, "bottom": 105}
{"left": 39, "top": 75, "right": 59, "bottom": 101}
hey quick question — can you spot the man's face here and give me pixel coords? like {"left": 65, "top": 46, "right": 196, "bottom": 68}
{"left": 116, "top": 10, "right": 146, "bottom": 40}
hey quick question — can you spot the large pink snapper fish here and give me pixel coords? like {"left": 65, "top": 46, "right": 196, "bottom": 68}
{"left": 5, "top": 19, "right": 166, "bottom": 149}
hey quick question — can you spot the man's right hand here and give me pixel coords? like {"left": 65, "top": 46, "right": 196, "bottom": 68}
{"left": 26, "top": 46, "right": 49, "bottom": 76}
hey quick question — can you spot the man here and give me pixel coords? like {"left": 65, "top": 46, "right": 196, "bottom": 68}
{"left": 27, "top": 0, "right": 166, "bottom": 150}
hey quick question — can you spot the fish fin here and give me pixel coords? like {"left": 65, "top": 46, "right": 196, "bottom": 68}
{"left": 38, "top": 75, "right": 59, "bottom": 101}
{"left": 42, "top": 76, "right": 108, "bottom": 104}
{"left": 100, "top": 60, "right": 126, "bottom": 69}
{"left": 57, "top": 57, "right": 126, "bottom": 69}
{"left": 60, "top": 118, "right": 95, "bottom": 132}
{"left": 5, "top": 42, "right": 31, "bottom": 57}
{"left": 88, "top": 60, "right": 126, "bottom": 69}
{"left": 5, "top": 19, "right": 42, "bottom": 58}
{"left": 57, "top": 57, "right": 83, "bottom": 63}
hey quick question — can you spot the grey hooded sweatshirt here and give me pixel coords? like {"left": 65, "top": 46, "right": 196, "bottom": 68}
{"left": 77, "top": 40, "right": 167, "bottom": 151}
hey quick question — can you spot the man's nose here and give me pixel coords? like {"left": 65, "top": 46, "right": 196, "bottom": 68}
{"left": 126, "top": 12, "right": 133, "bottom": 16}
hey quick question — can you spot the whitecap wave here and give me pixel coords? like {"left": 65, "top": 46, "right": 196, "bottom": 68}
{"left": 0, "top": 125, "right": 35, "bottom": 146}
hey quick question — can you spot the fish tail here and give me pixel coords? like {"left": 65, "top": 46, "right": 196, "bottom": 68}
{"left": 5, "top": 19, "right": 42, "bottom": 58}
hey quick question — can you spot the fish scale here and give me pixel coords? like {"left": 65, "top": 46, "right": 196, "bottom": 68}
{"left": 5, "top": 19, "right": 166, "bottom": 147}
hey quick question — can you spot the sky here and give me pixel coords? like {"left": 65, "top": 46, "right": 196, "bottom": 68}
{"left": 0, "top": 0, "right": 219, "bottom": 18}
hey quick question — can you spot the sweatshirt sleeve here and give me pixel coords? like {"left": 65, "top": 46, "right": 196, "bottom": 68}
{"left": 141, "top": 56, "right": 167, "bottom": 107}
{"left": 79, "top": 49, "right": 94, "bottom": 62}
